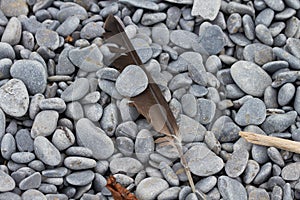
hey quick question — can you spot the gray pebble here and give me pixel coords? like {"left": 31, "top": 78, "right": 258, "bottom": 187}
{"left": 100, "top": 2, "right": 118, "bottom": 18}
{"left": 38, "top": 98, "right": 66, "bottom": 113}
{"left": 136, "top": 177, "right": 169, "bottom": 200}
{"left": 76, "top": 118, "right": 114, "bottom": 159}
{"left": 69, "top": 44, "right": 103, "bottom": 72}
{"left": 1, "top": 133, "right": 16, "bottom": 160}
{"left": 0, "top": 9, "right": 7, "bottom": 26}
{"left": 141, "top": 13, "right": 167, "bottom": 26}
{"left": 189, "top": 84, "right": 208, "bottom": 97}
{"left": 28, "top": 160, "right": 45, "bottom": 171}
{"left": 185, "top": 144, "right": 224, "bottom": 176}
{"left": 135, "top": 129, "right": 154, "bottom": 163}
{"left": 197, "top": 98, "right": 216, "bottom": 125}
{"left": 21, "top": 189, "right": 46, "bottom": 200}
{"left": 227, "top": 1, "right": 255, "bottom": 16}
{"left": 0, "top": 192, "right": 21, "bottom": 200}
{"left": 262, "top": 61, "right": 289, "bottom": 74}
{"left": 0, "top": 0, "right": 28, "bottom": 17}
{"left": 275, "top": 8, "right": 297, "bottom": 20}
{"left": 56, "top": 16, "right": 80, "bottom": 37}
{"left": 152, "top": 23, "right": 169, "bottom": 46}
{"left": 267, "top": 147, "right": 285, "bottom": 167}
{"left": 1, "top": 17, "right": 21, "bottom": 45}
{"left": 191, "top": 0, "right": 221, "bottom": 20}
{"left": 57, "top": 4, "right": 88, "bottom": 22}
{"left": 253, "top": 162, "right": 272, "bottom": 184}
{"left": 286, "top": 38, "right": 300, "bottom": 59}
{"left": 243, "top": 160, "right": 260, "bottom": 184}
{"left": 0, "top": 170, "right": 15, "bottom": 192}
{"left": 80, "top": 22, "right": 105, "bottom": 40}
{"left": 283, "top": 183, "right": 292, "bottom": 200}
{"left": 249, "top": 188, "right": 269, "bottom": 200}
{"left": 80, "top": 91, "right": 101, "bottom": 105}
{"left": 83, "top": 103, "right": 103, "bottom": 122}
{"left": 273, "top": 47, "right": 300, "bottom": 70}
{"left": 19, "top": 172, "right": 41, "bottom": 190}
{"left": 285, "top": 0, "right": 300, "bottom": 9}
{"left": 264, "top": 0, "right": 285, "bottom": 11}
{"left": 52, "top": 127, "right": 75, "bottom": 151}
{"left": 157, "top": 187, "right": 181, "bottom": 200}
{"left": 168, "top": 73, "right": 192, "bottom": 91}
{"left": 229, "top": 33, "right": 251, "bottom": 46}
{"left": 35, "top": 29, "right": 59, "bottom": 50}
{"left": 110, "top": 157, "right": 143, "bottom": 175}
{"left": 66, "top": 170, "right": 94, "bottom": 186}
{"left": 205, "top": 55, "right": 221, "bottom": 74}
{"left": 116, "top": 137, "right": 134, "bottom": 157}
{"left": 181, "top": 94, "right": 197, "bottom": 118}
{"left": 242, "top": 14, "right": 255, "bottom": 40}
{"left": 132, "top": 9, "right": 143, "bottom": 23}
{"left": 115, "top": 121, "right": 138, "bottom": 140}
{"left": 159, "top": 162, "right": 179, "bottom": 186}
{"left": 178, "top": 114, "right": 206, "bottom": 142}
{"left": 286, "top": 16, "right": 299, "bottom": 38}
{"left": 65, "top": 101, "right": 83, "bottom": 120}
{"left": 61, "top": 78, "right": 89, "bottom": 102}
{"left": 64, "top": 156, "right": 96, "bottom": 170}
{"left": 100, "top": 102, "right": 119, "bottom": 136}
{"left": 195, "top": 176, "right": 217, "bottom": 193}
{"left": 235, "top": 98, "right": 266, "bottom": 126}
{"left": 199, "top": 25, "right": 225, "bottom": 55}
{"left": 281, "top": 162, "right": 300, "bottom": 181}
{"left": 0, "top": 58, "right": 12, "bottom": 80}
{"left": 131, "top": 38, "right": 153, "bottom": 63}
{"left": 255, "top": 8, "right": 274, "bottom": 27}
{"left": 225, "top": 148, "right": 249, "bottom": 177}
{"left": 56, "top": 46, "right": 75, "bottom": 75}
{"left": 230, "top": 61, "right": 271, "bottom": 97}
{"left": 0, "top": 79, "right": 29, "bottom": 117}
{"left": 96, "top": 68, "right": 120, "bottom": 81}
{"left": 278, "top": 83, "right": 295, "bottom": 106}
{"left": 218, "top": 176, "right": 247, "bottom": 200}
{"left": 255, "top": 24, "right": 273, "bottom": 46}
{"left": 11, "top": 152, "right": 35, "bottom": 163}
{"left": 31, "top": 110, "right": 58, "bottom": 138}
{"left": 273, "top": 34, "right": 287, "bottom": 47}
{"left": 42, "top": 167, "right": 68, "bottom": 178}
{"left": 170, "top": 30, "right": 198, "bottom": 49}
{"left": 115, "top": 65, "right": 148, "bottom": 97}
{"left": 119, "top": 0, "right": 159, "bottom": 11}
{"left": 243, "top": 43, "right": 274, "bottom": 65}
{"left": 34, "top": 136, "right": 61, "bottom": 166}
{"left": 98, "top": 79, "right": 122, "bottom": 100}
{"left": 166, "top": 7, "right": 181, "bottom": 29}
{"left": 262, "top": 111, "right": 297, "bottom": 133}
{"left": 212, "top": 116, "right": 241, "bottom": 142}
{"left": 227, "top": 13, "right": 242, "bottom": 34}
{"left": 269, "top": 22, "right": 286, "bottom": 37}
{"left": 15, "top": 129, "right": 33, "bottom": 152}
{"left": 272, "top": 186, "right": 283, "bottom": 200}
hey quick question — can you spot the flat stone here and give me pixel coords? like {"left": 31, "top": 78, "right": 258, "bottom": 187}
{"left": 243, "top": 160, "right": 260, "bottom": 184}
{"left": 152, "top": 23, "right": 169, "bottom": 46}
{"left": 115, "top": 65, "right": 148, "bottom": 97}
{"left": 80, "top": 22, "right": 105, "bottom": 40}
{"left": 181, "top": 94, "right": 197, "bottom": 118}
{"left": 230, "top": 61, "right": 272, "bottom": 97}
{"left": 170, "top": 30, "right": 198, "bottom": 49}
{"left": 229, "top": 33, "right": 252, "bottom": 46}
{"left": 166, "top": 7, "right": 181, "bottom": 30}
{"left": 136, "top": 177, "right": 169, "bottom": 200}
{"left": 281, "top": 162, "right": 300, "bottom": 181}
{"left": 235, "top": 98, "right": 266, "bottom": 126}
{"left": 35, "top": 29, "right": 59, "bottom": 50}
{"left": 0, "top": 192, "right": 21, "bottom": 200}
{"left": 269, "top": 22, "right": 286, "bottom": 37}
{"left": 0, "top": 170, "right": 15, "bottom": 192}
{"left": 21, "top": 189, "right": 46, "bottom": 200}
{"left": 96, "top": 68, "right": 120, "bottom": 81}
{"left": 227, "top": 13, "right": 242, "bottom": 34}
{"left": 83, "top": 103, "right": 103, "bottom": 122}
{"left": 10, "top": 60, "right": 47, "bottom": 94}
{"left": 41, "top": 167, "right": 68, "bottom": 178}
{"left": 0, "top": 9, "right": 8, "bottom": 26}
{"left": 197, "top": 98, "right": 216, "bottom": 125}
{"left": 178, "top": 114, "right": 206, "bottom": 142}
{"left": 227, "top": 2, "right": 255, "bottom": 16}
{"left": 0, "top": 59, "right": 11, "bottom": 80}
{"left": 100, "top": 103, "right": 119, "bottom": 136}
{"left": 69, "top": 44, "right": 104, "bottom": 72}
{"left": 185, "top": 144, "right": 224, "bottom": 176}
{"left": 212, "top": 116, "right": 241, "bottom": 142}
{"left": 267, "top": 147, "right": 285, "bottom": 167}
{"left": 98, "top": 79, "right": 122, "bottom": 100}
{"left": 218, "top": 176, "right": 247, "bottom": 200}
{"left": 261, "top": 111, "right": 297, "bottom": 134}
{"left": 157, "top": 187, "right": 181, "bottom": 200}
{"left": 225, "top": 148, "right": 249, "bottom": 178}
{"left": 255, "top": 8, "right": 274, "bottom": 27}
{"left": 243, "top": 14, "right": 255, "bottom": 40}
{"left": 273, "top": 47, "right": 300, "bottom": 70}
{"left": 0, "top": 43, "right": 14, "bottom": 60}
{"left": 56, "top": 46, "right": 75, "bottom": 75}
{"left": 1, "top": 17, "right": 22, "bottom": 45}
{"left": 169, "top": 73, "right": 192, "bottom": 91}
{"left": 0, "top": 0, "right": 28, "bottom": 17}
{"left": 56, "top": 4, "right": 88, "bottom": 22}
{"left": 278, "top": 83, "right": 295, "bottom": 106}
{"left": 61, "top": 78, "right": 89, "bottom": 102}
{"left": 52, "top": 127, "right": 75, "bottom": 151}
{"left": 11, "top": 152, "right": 35, "bottom": 163}
{"left": 110, "top": 157, "right": 143, "bottom": 175}
{"left": 243, "top": 43, "right": 274, "bottom": 65}
{"left": 141, "top": 13, "right": 167, "bottom": 26}
{"left": 135, "top": 129, "right": 154, "bottom": 163}
{"left": 1, "top": 133, "right": 16, "bottom": 160}
{"left": 262, "top": 61, "right": 289, "bottom": 73}
{"left": 19, "top": 172, "right": 41, "bottom": 190}
{"left": 65, "top": 101, "right": 84, "bottom": 120}
{"left": 253, "top": 162, "right": 272, "bottom": 184}
{"left": 64, "top": 156, "right": 96, "bottom": 170}
{"left": 66, "top": 170, "right": 94, "bottom": 186}
{"left": 286, "top": 38, "right": 300, "bottom": 59}
{"left": 119, "top": 0, "right": 159, "bottom": 11}
{"left": 191, "top": 0, "right": 221, "bottom": 20}
{"left": 56, "top": 16, "right": 79, "bottom": 37}
{"left": 116, "top": 137, "right": 134, "bottom": 156}
{"left": 255, "top": 24, "right": 273, "bottom": 46}
{"left": 195, "top": 176, "right": 217, "bottom": 193}
{"left": 0, "top": 79, "right": 29, "bottom": 117}
{"left": 34, "top": 136, "right": 61, "bottom": 166}
{"left": 76, "top": 118, "right": 114, "bottom": 160}
{"left": 31, "top": 110, "right": 58, "bottom": 138}
{"left": 264, "top": 0, "right": 285, "bottom": 11}
{"left": 131, "top": 38, "right": 153, "bottom": 63}
{"left": 249, "top": 188, "right": 270, "bottom": 200}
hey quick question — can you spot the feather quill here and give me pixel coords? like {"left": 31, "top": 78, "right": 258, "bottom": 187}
{"left": 103, "top": 15, "right": 206, "bottom": 199}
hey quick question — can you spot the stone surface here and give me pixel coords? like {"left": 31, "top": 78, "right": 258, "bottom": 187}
{"left": 1, "top": 17, "right": 21, "bottom": 45}
{"left": 0, "top": 170, "right": 15, "bottom": 192}
{"left": 31, "top": 110, "right": 59, "bottom": 138}
{"left": 225, "top": 148, "right": 249, "bottom": 178}
{"left": 136, "top": 177, "right": 169, "bottom": 200}
{"left": 34, "top": 136, "right": 61, "bottom": 166}
{"left": 218, "top": 176, "right": 247, "bottom": 200}
{"left": 191, "top": 0, "right": 221, "bottom": 20}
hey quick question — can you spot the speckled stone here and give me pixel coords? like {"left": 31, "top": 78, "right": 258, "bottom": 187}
{"left": 136, "top": 177, "right": 169, "bottom": 200}
{"left": 191, "top": 0, "right": 221, "bottom": 20}
{"left": 218, "top": 176, "right": 247, "bottom": 200}
{"left": 31, "top": 110, "right": 58, "bottom": 138}
{"left": 34, "top": 136, "right": 61, "bottom": 166}
{"left": 225, "top": 148, "right": 249, "bottom": 178}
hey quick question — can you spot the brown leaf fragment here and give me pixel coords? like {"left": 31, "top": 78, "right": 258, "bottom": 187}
{"left": 106, "top": 175, "right": 138, "bottom": 200}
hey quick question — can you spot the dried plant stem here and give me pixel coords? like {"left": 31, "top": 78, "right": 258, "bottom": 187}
{"left": 239, "top": 131, "right": 300, "bottom": 154}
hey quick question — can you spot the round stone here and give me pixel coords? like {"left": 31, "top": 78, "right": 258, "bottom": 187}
{"left": 255, "top": 24, "right": 273, "bottom": 46}
{"left": 56, "top": 4, "right": 88, "bottom": 22}
{"left": 31, "top": 110, "right": 59, "bottom": 138}
{"left": 34, "top": 136, "right": 61, "bottom": 166}
{"left": 0, "top": 0, "right": 28, "bottom": 17}
{"left": 218, "top": 176, "right": 247, "bottom": 200}
{"left": 225, "top": 148, "right": 249, "bottom": 178}
{"left": 60, "top": 78, "right": 89, "bottom": 102}
{"left": 64, "top": 157, "right": 96, "bottom": 170}
{"left": 1, "top": 133, "right": 16, "bottom": 160}
{"left": 21, "top": 189, "right": 46, "bottom": 200}
{"left": 35, "top": 29, "right": 59, "bottom": 50}
{"left": 281, "top": 162, "right": 300, "bottom": 181}
{"left": 264, "top": 0, "right": 285, "bottom": 11}
{"left": 0, "top": 79, "right": 29, "bottom": 117}
{"left": 10, "top": 60, "right": 47, "bottom": 94}
{"left": 191, "top": 0, "right": 221, "bottom": 20}
{"left": 278, "top": 83, "right": 295, "bottom": 106}
{"left": 56, "top": 16, "right": 80, "bottom": 37}
{"left": 19, "top": 172, "right": 41, "bottom": 190}
{"left": 109, "top": 157, "right": 143, "bottom": 175}
{"left": 135, "top": 129, "right": 154, "bottom": 163}
{"left": 1, "top": 17, "right": 21, "bottom": 45}
{"left": 243, "top": 160, "right": 260, "bottom": 184}
{"left": 152, "top": 23, "right": 170, "bottom": 46}
{"left": 52, "top": 128, "right": 75, "bottom": 151}
{"left": 66, "top": 170, "right": 94, "bottom": 186}
{"left": 0, "top": 170, "right": 15, "bottom": 192}
{"left": 197, "top": 98, "right": 216, "bottom": 125}
{"left": 170, "top": 30, "right": 198, "bottom": 49}
{"left": 141, "top": 13, "right": 167, "bottom": 26}
{"left": 115, "top": 65, "right": 148, "bottom": 97}
{"left": 136, "top": 177, "right": 169, "bottom": 200}
{"left": 230, "top": 61, "right": 272, "bottom": 97}
{"left": 131, "top": 38, "right": 153, "bottom": 63}
{"left": 243, "top": 43, "right": 274, "bottom": 65}
{"left": 261, "top": 111, "right": 297, "bottom": 134}
{"left": 80, "top": 22, "right": 105, "bottom": 40}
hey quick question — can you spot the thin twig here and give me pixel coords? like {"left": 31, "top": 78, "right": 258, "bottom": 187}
{"left": 239, "top": 131, "right": 300, "bottom": 154}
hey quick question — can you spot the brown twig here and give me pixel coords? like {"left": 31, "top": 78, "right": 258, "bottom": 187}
{"left": 239, "top": 131, "right": 300, "bottom": 154}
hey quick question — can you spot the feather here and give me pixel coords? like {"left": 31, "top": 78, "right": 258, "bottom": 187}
{"left": 103, "top": 15, "right": 206, "bottom": 198}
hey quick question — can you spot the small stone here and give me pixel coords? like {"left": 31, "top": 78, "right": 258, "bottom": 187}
{"left": 68, "top": 44, "right": 104, "bottom": 72}
{"left": 286, "top": 38, "right": 300, "bottom": 59}
{"left": 115, "top": 65, "right": 148, "bottom": 97}
{"left": 0, "top": 59, "right": 12, "bottom": 80}
{"left": 35, "top": 29, "right": 59, "bottom": 50}
{"left": 15, "top": 129, "right": 33, "bottom": 152}
{"left": 0, "top": 9, "right": 8, "bottom": 26}
{"left": 52, "top": 128, "right": 75, "bottom": 151}
{"left": 249, "top": 188, "right": 270, "bottom": 200}
{"left": 34, "top": 136, "right": 61, "bottom": 166}
{"left": 136, "top": 177, "right": 169, "bottom": 200}
{"left": 275, "top": 8, "right": 296, "bottom": 21}
{"left": 195, "top": 176, "right": 217, "bottom": 193}
{"left": 0, "top": 79, "right": 29, "bottom": 117}
{"left": 65, "top": 101, "right": 84, "bottom": 120}
{"left": 255, "top": 8, "right": 274, "bottom": 27}
{"left": 243, "top": 43, "right": 274, "bottom": 65}
{"left": 285, "top": 16, "right": 299, "bottom": 38}
{"left": 211, "top": 116, "right": 241, "bottom": 142}
{"left": 229, "top": 33, "right": 252, "bottom": 46}
{"left": 100, "top": 103, "right": 119, "bottom": 136}
{"left": 141, "top": 13, "right": 167, "bottom": 26}
{"left": 227, "top": 2, "right": 255, "bottom": 16}
{"left": 235, "top": 98, "right": 266, "bottom": 126}
{"left": 83, "top": 103, "right": 103, "bottom": 122}
{"left": 11, "top": 152, "right": 35, "bottom": 163}
{"left": 273, "top": 47, "right": 300, "bottom": 70}
{"left": 64, "top": 156, "right": 96, "bottom": 170}
{"left": 263, "top": 0, "right": 285, "bottom": 11}
{"left": 271, "top": 186, "right": 283, "bottom": 200}
{"left": 1, "top": 17, "right": 22, "bottom": 45}
{"left": 61, "top": 78, "right": 89, "bottom": 102}
{"left": 243, "top": 160, "right": 260, "bottom": 184}
{"left": 227, "top": 13, "right": 242, "bottom": 34}
{"left": 181, "top": 94, "right": 197, "bottom": 118}
{"left": 38, "top": 98, "right": 66, "bottom": 113}
{"left": 159, "top": 162, "right": 179, "bottom": 186}
{"left": 56, "top": 46, "right": 75, "bottom": 75}
{"left": 191, "top": 0, "right": 221, "bottom": 20}
{"left": 57, "top": 4, "right": 88, "bottom": 22}
{"left": 0, "top": 0, "right": 28, "bottom": 17}
{"left": 110, "top": 157, "right": 143, "bottom": 175}
{"left": 225, "top": 148, "right": 249, "bottom": 178}
{"left": 278, "top": 83, "right": 295, "bottom": 106}
{"left": 0, "top": 170, "right": 15, "bottom": 192}
{"left": 98, "top": 79, "right": 122, "bottom": 100}
{"left": 76, "top": 118, "right": 114, "bottom": 160}
{"left": 131, "top": 38, "right": 153, "bottom": 63}
{"left": 56, "top": 16, "right": 80, "bottom": 37}
{"left": 199, "top": 25, "right": 226, "bottom": 55}
{"left": 218, "top": 176, "right": 247, "bottom": 200}
{"left": 262, "top": 61, "right": 289, "bottom": 74}
{"left": 80, "top": 22, "right": 105, "bottom": 40}
{"left": 152, "top": 23, "right": 169, "bottom": 46}
{"left": 41, "top": 167, "right": 68, "bottom": 178}
{"left": 119, "top": 0, "right": 159, "bottom": 11}
{"left": 19, "top": 172, "right": 41, "bottom": 190}
{"left": 157, "top": 187, "right": 181, "bottom": 200}
{"left": 242, "top": 14, "right": 255, "bottom": 40}
{"left": 166, "top": 7, "right": 181, "bottom": 30}
{"left": 21, "top": 189, "right": 46, "bottom": 200}
{"left": 169, "top": 73, "right": 192, "bottom": 91}
{"left": 185, "top": 144, "right": 224, "bottom": 176}
{"left": 170, "top": 30, "right": 198, "bottom": 49}
{"left": 230, "top": 61, "right": 272, "bottom": 97}
{"left": 99, "top": 3, "right": 118, "bottom": 18}
{"left": 0, "top": 192, "right": 21, "bottom": 200}
{"left": 273, "top": 34, "right": 286, "bottom": 47}
{"left": 267, "top": 147, "right": 285, "bottom": 167}
{"left": 116, "top": 137, "right": 134, "bottom": 157}
{"left": 255, "top": 24, "right": 273, "bottom": 46}
{"left": 253, "top": 162, "right": 272, "bottom": 184}
{"left": 261, "top": 111, "right": 297, "bottom": 134}
{"left": 1, "top": 133, "right": 16, "bottom": 160}
{"left": 31, "top": 110, "right": 58, "bottom": 138}
{"left": 135, "top": 129, "right": 154, "bottom": 163}
{"left": 96, "top": 68, "right": 120, "bottom": 81}
{"left": 178, "top": 114, "right": 206, "bottom": 142}
{"left": 66, "top": 170, "right": 94, "bottom": 186}
{"left": 281, "top": 162, "right": 300, "bottom": 181}
{"left": 269, "top": 22, "right": 286, "bottom": 37}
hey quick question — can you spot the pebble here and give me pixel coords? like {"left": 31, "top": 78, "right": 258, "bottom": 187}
{"left": 109, "top": 157, "right": 143, "bottom": 175}
{"left": 278, "top": 83, "right": 295, "bottom": 106}
{"left": 66, "top": 170, "right": 95, "bottom": 186}
{"left": 181, "top": 94, "right": 197, "bottom": 118}
{"left": 170, "top": 30, "right": 198, "bottom": 49}
{"left": 225, "top": 148, "right": 249, "bottom": 178}
{"left": 218, "top": 176, "right": 247, "bottom": 200}
{"left": 141, "top": 13, "right": 167, "bottom": 26}
{"left": 0, "top": 79, "right": 29, "bottom": 117}
{"left": 255, "top": 24, "right": 273, "bottom": 46}
{"left": 83, "top": 103, "right": 103, "bottom": 122}
{"left": 159, "top": 162, "right": 179, "bottom": 186}
{"left": 242, "top": 14, "right": 255, "bottom": 40}
{"left": 243, "top": 160, "right": 260, "bottom": 184}
{"left": 68, "top": 44, "right": 104, "bottom": 72}
{"left": 76, "top": 118, "right": 114, "bottom": 159}
{"left": 184, "top": 144, "right": 224, "bottom": 176}
{"left": 57, "top": 4, "right": 88, "bottom": 22}
{"left": 136, "top": 177, "right": 169, "bottom": 200}
{"left": 131, "top": 38, "right": 153, "bottom": 63}
{"left": 11, "top": 152, "right": 35, "bottom": 163}
{"left": 230, "top": 61, "right": 272, "bottom": 97}
{"left": 191, "top": 0, "right": 221, "bottom": 20}
{"left": 273, "top": 47, "right": 300, "bottom": 70}
{"left": 243, "top": 43, "right": 274, "bottom": 65}
{"left": 0, "top": 192, "right": 21, "bottom": 200}
{"left": 267, "top": 147, "right": 285, "bottom": 167}
{"left": 264, "top": 0, "right": 285, "bottom": 11}
{"left": 197, "top": 98, "right": 216, "bottom": 125}
{"left": 115, "top": 65, "right": 148, "bottom": 97}
{"left": 98, "top": 79, "right": 122, "bottom": 100}
{"left": 100, "top": 103, "right": 119, "bottom": 136}
{"left": 60, "top": 78, "right": 89, "bottom": 102}
{"left": 249, "top": 188, "right": 269, "bottom": 200}
{"left": 34, "top": 136, "right": 61, "bottom": 166}
{"left": 199, "top": 25, "right": 226, "bottom": 55}
{"left": 31, "top": 110, "right": 58, "bottom": 138}
{"left": 1, "top": 17, "right": 21, "bottom": 45}
{"left": 281, "top": 162, "right": 300, "bottom": 181}
{"left": 262, "top": 61, "right": 289, "bottom": 74}
{"left": 15, "top": 129, "right": 33, "bottom": 152}
{"left": 227, "top": 13, "right": 242, "bottom": 34}
{"left": 168, "top": 73, "right": 192, "bottom": 91}
{"left": 0, "top": 170, "right": 15, "bottom": 192}
{"left": 64, "top": 156, "right": 96, "bottom": 170}
{"left": 56, "top": 16, "right": 80, "bottom": 37}
{"left": 256, "top": 8, "right": 274, "bottom": 27}
{"left": 227, "top": 2, "right": 255, "bottom": 16}
{"left": 19, "top": 172, "right": 41, "bottom": 190}
{"left": 152, "top": 23, "right": 169, "bottom": 46}
{"left": 1, "top": 133, "right": 16, "bottom": 160}
{"left": 285, "top": 17, "right": 299, "bottom": 38}
{"left": 116, "top": 137, "right": 134, "bottom": 157}
{"left": 253, "top": 162, "right": 272, "bottom": 184}
{"left": 286, "top": 38, "right": 300, "bottom": 59}
{"left": 0, "top": 9, "right": 7, "bottom": 26}
{"left": 157, "top": 187, "right": 181, "bottom": 200}
{"left": 80, "top": 22, "right": 105, "bottom": 40}
{"left": 135, "top": 129, "right": 154, "bottom": 163}
{"left": 38, "top": 98, "right": 66, "bottom": 113}
{"left": 119, "top": 0, "right": 159, "bottom": 11}
{"left": 195, "top": 176, "right": 217, "bottom": 193}
{"left": 35, "top": 29, "right": 59, "bottom": 50}
{"left": 0, "top": 0, "right": 28, "bottom": 17}
{"left": 178, "top": 114, "right": 206, "bottom": 142}
{"left": 55, "top": 46, "right": 75, "bottom": 75}
{"left": 229, "top": 33, "right": 251, "bottom": 46}
{"left": 166, "top": 7, "right": 181, "bottom": 29}
{"left": 261, "top": 111, "right": 297, "bottom": 134}
{"left": 235, "top": 98, "right": 266, "bottom": 126}
{"left": 0, "top": 59, "right": 11, "bottom": 80}
{"left": 51, "top": 128, "right": 75, "bottom": 151}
